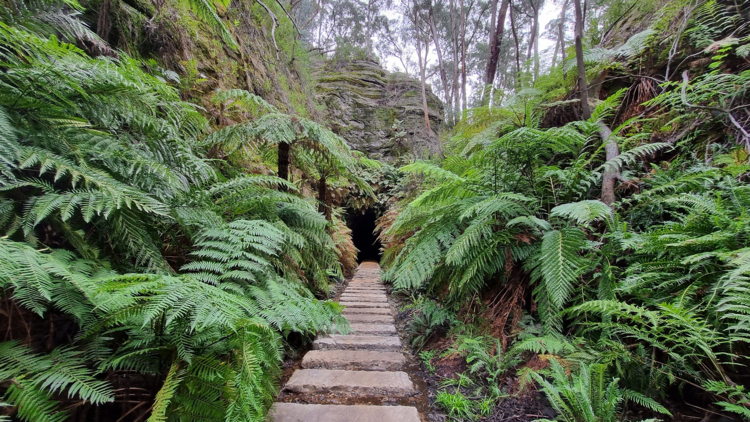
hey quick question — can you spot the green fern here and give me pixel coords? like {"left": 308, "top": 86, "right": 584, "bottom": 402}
{"left": 532, "top": 358, "right": 670, "bottom": 422}
{"left": 0, "top": 341, "right": 114, "bottom": 422}
{"left": 550, "top": 200, "right": 612, "bottom": 226}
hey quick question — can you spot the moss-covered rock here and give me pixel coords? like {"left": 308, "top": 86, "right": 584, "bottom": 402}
{"left": 90, "top": 0, "right": 322, "bottom": 122}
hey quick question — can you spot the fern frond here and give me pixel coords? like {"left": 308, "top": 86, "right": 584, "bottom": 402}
{"left": 551, "top": 200, "right": 612, "bottom": 225}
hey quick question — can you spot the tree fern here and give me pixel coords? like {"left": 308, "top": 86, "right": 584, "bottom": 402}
{"left": 0, "top": 11, "right": 354, "bottom": 421}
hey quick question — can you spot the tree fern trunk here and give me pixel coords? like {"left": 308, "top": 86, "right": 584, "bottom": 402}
{"left": 278, "top": 142, "right": 290, "bottom": 182}
{"left": 318, "top": 174, "right": 330, "bottom": 221}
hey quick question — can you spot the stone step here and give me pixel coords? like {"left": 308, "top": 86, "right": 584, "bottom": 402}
{"left": 342, "top": 307, "right": 391, "bottom": 315}
{"left": 313, "top": 335, "right": 401, "bottom": 351}
{"left": 339, "top": 295, "right": 388, "bottom": 303}
{"left": 342, "top": 291, "right": 387, "bottom": 296}
{"left": 345, "top": 314, "right": 394, "bottom": 323}
{"left": 345, "top": 288, "right": 386, "bottom": 292}
{"left": 345, "top": 287, "right": 387, "bottom": 292}
{"left": 342, "top": 292, "right": 387, "bottom": 296}
{"left": 339, "top": 301, "right": 389, "bottom": 308}
{"left": 340, "top": 299, "right": 389, "bottom": 305}
{"left": 301, "top": 350, "right": 406, "bottom": 371}
{"left": 344, "top": 323, "right": 397, "bottom": 334}
{"left": 344, "top": 290, "right": 386, "bottom": 294}
{"left": 283, "top": 369, "right": 415, "bottom": 397}
{"left": 270, "top": 403, "right": 420, "bottom": 422}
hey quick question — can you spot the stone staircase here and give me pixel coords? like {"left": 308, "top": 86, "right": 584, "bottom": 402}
{"left": 269, "top": 262, "right": 422, "bottom": 422}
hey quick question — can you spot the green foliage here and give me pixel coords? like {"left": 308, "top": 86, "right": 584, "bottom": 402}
{"left": 529, "top": 228, "right": 590, "bottom": 334}
{"left": 704, "top": 381, "right": 750, "bottom": 419}
{"left": 406, "top": 300, "right": 456, "bottom": 350}
{"left": 178, "top": 0, "right": 238, "bottom": 49}
{"left": 419, "top": 350, "right": 438, "bottom": 374}
{"left": 0, "top": 341, "right": 114, "bottom": 422}
{"left": 550, "top": 200, "right": 612, "bottom": 226}
{"left": 532, "top": 358, "right": 670, "bottom": 422}
{"left": 381, "top": 16, "right": 750, "bottom": 416}
{"left": 0, "top": 5, "right": 363, "bottom": 421}
{"left": 451, "top": 335, "right": 519, "bottom": 397}
{"left": 435, "top": 390, "right": 477, "bottom": 421}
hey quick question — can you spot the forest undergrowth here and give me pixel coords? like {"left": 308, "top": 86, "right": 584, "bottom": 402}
{"left": 379, "top": 1, "right": 750, "bottom": 420}
{"left": 0, "top": 0, "right": 377, "bottom": 420}
{"left": 1, "top": 0, "right": 750, "bottom": 420}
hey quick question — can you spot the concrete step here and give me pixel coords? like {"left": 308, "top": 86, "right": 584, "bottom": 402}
{"left": 301, "top": 350, "right": 406, "bottom": 371}
{"left": 342, "top": 307, "right": 391, "bottom": 315}
{"left": 313, "top": 335, "right": 401, "bottom": 351}
{"left": 344, "top": 314, "right": 394, "bottom": 324}
{"left": 270, "top": 403, "right": 420, "bottom": 422}
{"left": 283, "top": 369, "right": 415, "bottom": 397}
{"left": 339, "top": 301, "right": 389, "bottom": 308}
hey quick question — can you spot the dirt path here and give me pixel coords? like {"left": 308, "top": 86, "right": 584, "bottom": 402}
{"left": 270, "top": 262, "right": 425, "bottom": 421}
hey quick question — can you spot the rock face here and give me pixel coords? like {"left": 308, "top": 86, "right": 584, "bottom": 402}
{"left": 315, "top": 60, "right": 443, "bottom": 161}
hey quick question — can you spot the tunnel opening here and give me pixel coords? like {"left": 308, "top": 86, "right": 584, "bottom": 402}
{"left": 345, "top": 208, "right": 381, "bottom": 263}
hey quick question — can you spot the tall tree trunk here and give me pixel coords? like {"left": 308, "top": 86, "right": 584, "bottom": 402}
{"left": 573, "top": 0, "right": 590, "bottom": 119}
{"left": 460, "top": 0, "right": 467, "bottom": 112}
{"left": 483, "top": 0, "right": 499, "bottom": 103}
{"left": 450, "top": 0, "right": 461, "bottom": 120}
{"left": 551, "top": 32, "right": 560, "bottom": 69}
{"left": 484, "top": 0, "right": 510, "bottom": 94}
{"left": 573, "top": 0, "right": 620, "bottom": 205}
{"left": 428, "top": 1, "right": 449, "bottom": 108}
{"left": 277, "top": 142, "right": 290, "bottom": 182}
{"left": 554, "top": 0, "right": 568, "bottom": 74}
{"left": 318, "top": 174, "right": 330, "bottom": 221}
{"left": 414, "top": 3, "right": 432, "bottom": 132}
{"left": 532, "top": 1, "right": 539, "bottom": 82}
{"left": 509, "top": 0, "right": 521, "bottom": 84}
{"left": 526, "top": 0, "right": 538, "bottom": 78}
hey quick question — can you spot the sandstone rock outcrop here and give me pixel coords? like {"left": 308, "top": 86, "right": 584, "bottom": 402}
{"left": 315, "top": 59, "right": 443, "bottom": 161}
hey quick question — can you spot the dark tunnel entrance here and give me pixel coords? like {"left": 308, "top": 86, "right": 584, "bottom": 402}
{"left": 345, "top": 208, "right": 381, "bottom": 262}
